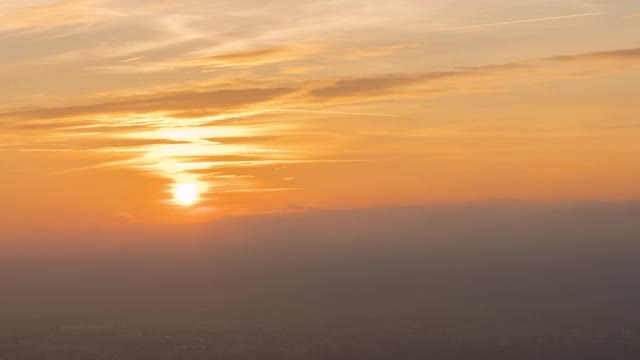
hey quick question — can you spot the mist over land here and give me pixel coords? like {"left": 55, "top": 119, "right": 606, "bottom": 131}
{"left": 3, "top": 202, "right": 639, "bottom": 330}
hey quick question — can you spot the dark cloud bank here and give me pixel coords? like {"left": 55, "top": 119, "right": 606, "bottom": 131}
{"left": 2, "top": 201, "right": 640, "bottom": 330}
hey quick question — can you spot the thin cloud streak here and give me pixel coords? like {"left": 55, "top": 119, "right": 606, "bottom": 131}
{"left": 436, "top": 11, "right": 612, "bottom": 32}
{"left": 266, "top": 108, "right": 402, "bottom": 118}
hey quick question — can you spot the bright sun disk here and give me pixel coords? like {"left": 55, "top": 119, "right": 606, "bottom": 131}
{"left": 174, "top": 183, "right": 199, "bottom": 206}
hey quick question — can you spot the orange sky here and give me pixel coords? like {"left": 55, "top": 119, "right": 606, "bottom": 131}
{"left": 1, "top": 0, "right": 639, "bottom": 228}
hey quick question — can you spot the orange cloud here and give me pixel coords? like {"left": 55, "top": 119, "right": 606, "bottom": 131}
{"left": 177, "top": 46, "right": 320, "bottom": 69}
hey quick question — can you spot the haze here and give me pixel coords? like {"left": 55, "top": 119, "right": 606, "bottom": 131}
{"left": 1, "top": 1, "right": 639, "bottom": 358}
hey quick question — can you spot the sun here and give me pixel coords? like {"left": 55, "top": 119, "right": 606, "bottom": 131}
{"left": 173, "top": 183, "right": 199, "bottom": 206}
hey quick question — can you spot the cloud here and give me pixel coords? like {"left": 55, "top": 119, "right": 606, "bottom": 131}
{"left": 176, "top": 46, "right": 319, "bottom": 69}
{"left": 3, "top": 46, "right": 637, "bottom": 123}
{"left": 434, "top": 11, "right": 611, "bottom": 32}
{"left": 307, "top": 64, "right": 528, "bottom": 100}
{"left": 203, "top": 135, "right": 283, "bottom": 145}
{"left": 95, "top": 45, "right": 322, "bottom": 74}
{"left": 0, "top": 87, "right": 297, "bottom": 121}
{"left": 546, "top": 47, "right": 640, "bottom": 62}
{"left": 307, "top": 48, "right": 639, "bottom": 100}
{"left": 0, "top": 0, "right": 113, "bottom": 36}
{"left": 0, "top": 137, "right": 189, "bottom": 152}
{"left": 308, "top": 72, "right": 460, "bottom": 99}
{"left": 2, "top": 46, "right": 638, "bottom": 198}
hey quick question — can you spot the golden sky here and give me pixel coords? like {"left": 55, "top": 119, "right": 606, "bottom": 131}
{"left": 1, "top": 0, "right": 639, "bottom": 228}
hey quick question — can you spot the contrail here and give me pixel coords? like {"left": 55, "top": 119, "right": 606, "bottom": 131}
{"left": 437, "top": 11, "right": 611, "bottom": 32}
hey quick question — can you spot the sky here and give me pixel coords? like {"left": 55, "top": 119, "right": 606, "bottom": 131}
{"left": 1, "top": 0, "right": 639, "bottom": 230}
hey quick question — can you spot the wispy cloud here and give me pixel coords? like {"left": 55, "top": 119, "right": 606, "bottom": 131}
{"left": 3, "top": 46, "right": 637, "bottom": 125}
{"left": 176, "top": 46, "right": 320, "bottom": 70}
{"left": 0, "top": 0, "right": 112, "bottom": 36}
{"left": 307, "top": 47, "right": 639, "bottom": 100}
{"left": 0, "top": 87, "right": 296, "bottom": 121}
{"left": 435, "top": 11, "right": 612, "bottom": 32}
{"left": 546, "top": 47, "right": 640, "bottom": 62}
{"left": 3, "top": 45, "right": 639, "bottom": 211}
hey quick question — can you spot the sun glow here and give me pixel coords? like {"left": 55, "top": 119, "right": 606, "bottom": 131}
{"left": 173, "top": 183, "right": 199, "bottom": 206}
